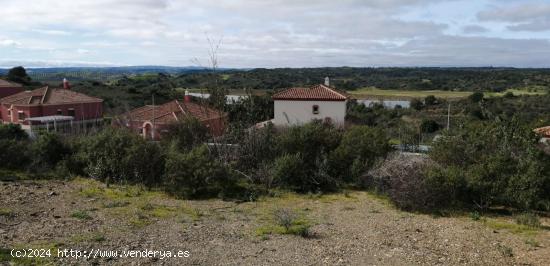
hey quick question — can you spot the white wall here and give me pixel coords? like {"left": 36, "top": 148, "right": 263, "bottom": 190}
{"left": 273, "top": 100, "right": 346, "bottom": 127}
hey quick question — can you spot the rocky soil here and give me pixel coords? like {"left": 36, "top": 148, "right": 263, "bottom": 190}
{"left": 1, "top": 178, "right": 549, "bottom": 265}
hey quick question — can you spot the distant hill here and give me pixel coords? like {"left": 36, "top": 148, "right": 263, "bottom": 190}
{"left": 0, "top": 66, "right": 233, "bottom": 82}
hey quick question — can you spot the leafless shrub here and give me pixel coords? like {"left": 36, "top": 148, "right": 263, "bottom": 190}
{"left": 363, "top": 153, "right": 448, "bottom": 212}
{"left": 274, "top": 208, "right": 296, "bottom": 230}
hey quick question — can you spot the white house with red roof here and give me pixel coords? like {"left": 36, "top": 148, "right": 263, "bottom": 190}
{"left": 271, "top": 78, "right": 348, "bottom": 127}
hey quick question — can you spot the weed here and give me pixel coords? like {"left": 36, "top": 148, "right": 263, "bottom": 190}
{"left": 93, "top": 234, "right": 106, "bottom": 242}
{"left": 497, "top": 244, "right": 513, "bottom": 257}
{"left": 186, "top": 208, "right": 203, "bottom": 221}
{"left": 470, "top": 211, "right": 481, "bottom": 221}
{"left": 129, "top": 211, "right": 152, "bottom": 228}
{"left": 71, "top": 210, "right": 92, "bottom": 220}
{"left": 514, "top": 213, "right": 541, "bottom": 228}
{"left": 483, "top": 218, "right": 539, "bottom": 235}
{"left": 525, "top": 238, "right": 540, "bottom": 248}
{"left": 102, "top": 200, "right": 130, "bottom": 208}
{"left": 140, "top": 203, "right": 155, "bottom": 211}
{"left": 256, "top": 208, "right": 313, "bottom": 238}
{"left": 274, "top": 208, "right": 296, "bottom": 230}
{"left": 0, "top": 208, "right": 14, "bottom": 217}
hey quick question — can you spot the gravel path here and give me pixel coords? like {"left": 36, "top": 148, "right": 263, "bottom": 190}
{"left": 1, "top": 179, "right": 548, "bottom": 265}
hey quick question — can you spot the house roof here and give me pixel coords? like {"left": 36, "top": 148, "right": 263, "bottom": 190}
{"left": 121, "top": 100, "right": 226, "bottom": 124}
{"left": 272, "top": 84, "right": 348, "bottom": 101}
{"left": 0, "top": 79, "right": 22, "bottom": 88}
{"left": 534, "top": 126, "right": 550, "bottom": 138}
{"left": 0, "top": 86, "right": 102, "bottom": 105}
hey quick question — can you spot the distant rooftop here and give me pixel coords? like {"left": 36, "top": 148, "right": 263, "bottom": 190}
{"left": 273, "top": 84, "right": 348, "bottom": 101}
{"left": 122, "top": 100, "right": 226, "bottom": 124}
{"left": 0, "top": 86, "right": 102, "bottom": 105}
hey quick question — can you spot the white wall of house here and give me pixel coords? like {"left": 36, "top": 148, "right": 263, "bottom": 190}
{"left": 273, "top": 100, "right": 346, "bottom": 127}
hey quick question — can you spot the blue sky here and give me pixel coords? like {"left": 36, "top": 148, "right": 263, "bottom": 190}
{"left": 1, "top": 0, "right": 550, "bottom": 68}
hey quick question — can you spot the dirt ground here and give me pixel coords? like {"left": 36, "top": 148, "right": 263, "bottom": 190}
{"left": 1, "top": 178, "right": 549, "bottom": 265}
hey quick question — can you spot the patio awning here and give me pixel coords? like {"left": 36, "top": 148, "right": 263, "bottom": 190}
{"left": 26, "top": 115, "right": 74, "bottom": 123}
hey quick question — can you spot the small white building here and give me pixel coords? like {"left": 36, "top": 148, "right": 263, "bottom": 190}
{"left": 272, "top": 78, "right": 348, "bottom": 127}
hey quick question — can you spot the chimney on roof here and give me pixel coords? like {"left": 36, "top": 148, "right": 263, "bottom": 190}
{"left": 63, "top": 78, "right": 71, "bottom": 90}
{"left": 184, "top": 89, "right": 191, "bottom": 103}
{"left": 324, "top": 76, "right": 330, "bottom": 87}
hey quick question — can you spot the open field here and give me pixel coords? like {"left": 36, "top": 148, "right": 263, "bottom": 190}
{"left": 485, "top": 88, "right": 548, "bottom": 97}
{"left": 348, "top": 87, "right": 473, "bottom": 99}
{"left": 1, "top": 178, "right": 548, "bottom": 265}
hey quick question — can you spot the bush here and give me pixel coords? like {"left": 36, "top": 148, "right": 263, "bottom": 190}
{"left": 272, "top": 208, "right": 312, "bottom": 238}
{"left": 429, "top": 119, "right": 550, "bottom": 211}
{"left": 76, "top": 128, "right": 163, "bottom": 185}
{"left": 163, "top": 117, "right": 209, "bottom": 152}
{"left": 410, "top": 98, "right": 424, "bottom": 110}
{"left": 270, "top": 153, "right": 307, "bottom": 191}
{"left": 469, "top": 91, "right": 484, "bottom": 103}
{"left": 0, "top": 124, "right": 28, "bottom": 140}
{"left": 30, "top": 133, "right": 71, "bottom": 171}
{"left": 420, "top": 119, "right": 441, "bottom": 133}
{"left": 165, "top": 144, "right": 234, "bottom": 198}
{"left": 274, "top": 122, "right": 342, "bottom": 192}
{"left": 235, "top": 125, "right": 277, "bottom": 174}
{"left": 329, "top": 126, "right": 391, "bottom": 183}
{"left": 424, "top": 95, "right": 437, "bottom": 106}
{"left": 364, "top": 153, "right": 457, "bottom": 212}
{"left": 0, "top": 139, "right": 30, "bottom": 170}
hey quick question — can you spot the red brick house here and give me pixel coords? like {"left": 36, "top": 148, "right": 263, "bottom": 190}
{"left": 115, "top": 95, "right": 227, "bottom": 140}
{"left": 0, "top": 79, "right": 24, "bottom": 99}
{"left": 0, "top": 83, "right": 103, "bottom": 135}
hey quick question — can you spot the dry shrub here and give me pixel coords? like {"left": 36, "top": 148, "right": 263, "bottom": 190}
{"left": 363, "top": 153, "right": 450, "bottom": 212}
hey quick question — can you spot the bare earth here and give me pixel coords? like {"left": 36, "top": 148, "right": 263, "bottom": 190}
{"left": 1, "top": 179, "right": 549, "bottom": 265}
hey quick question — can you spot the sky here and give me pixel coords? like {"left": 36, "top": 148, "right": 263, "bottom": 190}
{"left": 1, "top": 0, "right": 550, "bottom": 68}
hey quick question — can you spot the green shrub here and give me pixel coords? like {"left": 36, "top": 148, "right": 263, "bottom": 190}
{"left": 469, "top": 91, "right": 484, "bottom": 103}
{"left": 270, "top": 153, "right": 307, "bottom": 191}
{"left": 272, "top": 208, "right": 312, "bottom": 238}
{"left": 470, "top": 211, "right": 481, "bottom": 221}
{"left": 424, "top": 95, "right": 437, "bottom": 106}
{"left": 0, "top": 139, "right": 30, "bottom": 170}
{"left": 0, "top": 124, "right": 28, "bottom": 140}
{"left": 329, "top": 125, "right": 390, "bottom": 183}
{"left": 163, "top": 117, "right": 209, "bottom": 152}
{"left": 165, "top": 144, "right": 234, "bottom": 198}
{"left": 76, "top": 128, "right": 164, "bottom": 186}
{"left": 30, "top": 133, "right": 71, "bottom": 171}
{"left": 420, "top": 119, "right": 441, "bottom": 133}
{"left": 410, "top": 98, "right": 424, "bottom": 110}
{"left": 429, "top": 119, "right": 550, "bottom": 211}
{"left": 71, "top": 210, "right": 92, "bottom": 220}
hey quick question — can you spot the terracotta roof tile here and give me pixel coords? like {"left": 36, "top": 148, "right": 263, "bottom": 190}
{"left": 0, "top": 86, "right": 102, "bottom": 105}
{"left": 121, "top": 100, "right": 226, "bottom": 124}
{"left": 272, "top": 84, "right": 348, "bottom": 101}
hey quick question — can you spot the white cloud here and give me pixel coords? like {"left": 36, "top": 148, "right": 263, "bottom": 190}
{"left": 31, "top": 29, "right": 72, "bottom": 36}
{"left": 76, "top": 48, "right": 90, "bottom": 54}
{"left": 0, "top": 0, "right": 548, "bottom": 67}
{"left": 478, "top": 2, "right": 550, "bottom": 32}
{"left": 0, "top": 39, "right": 21, "bottom": 47}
